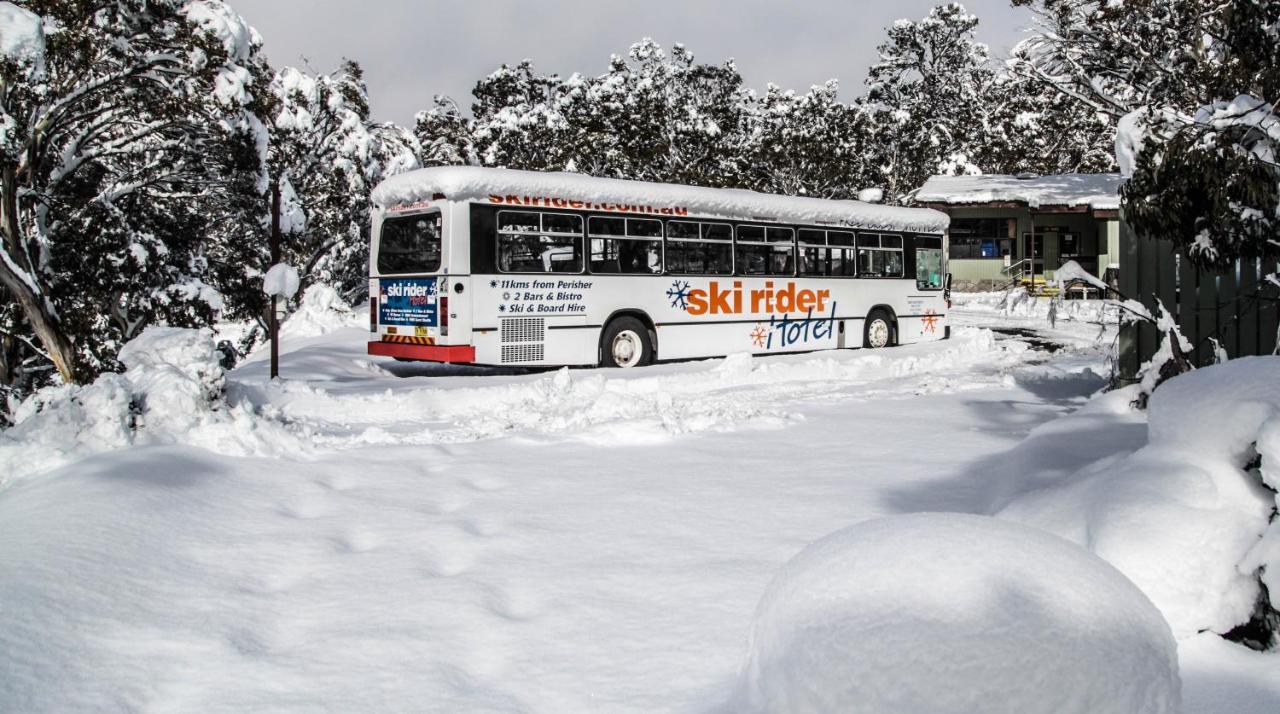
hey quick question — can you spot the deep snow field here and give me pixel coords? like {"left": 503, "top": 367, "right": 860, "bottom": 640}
{"left": 2, "top": 292, "right": 1278, "bottom": 712}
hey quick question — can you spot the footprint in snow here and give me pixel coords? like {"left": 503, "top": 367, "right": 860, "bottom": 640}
{"left": 467, "top": 475, "right": 507, "bottom": 492}
{"left": 336, "top": 529, "right": 382, "bottom": 553}
{"left": 278, "top": 495, "right": 332, "bottom": 520}
{"left": 461, "top": 514, "right": 504, "bottom": 537}
{"left": 485, "top": 583, "right": 543, "bottom": 621}
{"left": 424, "top": 544, "right": 475, "bottom": 577}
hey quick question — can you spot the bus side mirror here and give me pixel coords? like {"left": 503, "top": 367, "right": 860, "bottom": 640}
{"left": 944, "top": 273, "right": 953, "bottom": 308}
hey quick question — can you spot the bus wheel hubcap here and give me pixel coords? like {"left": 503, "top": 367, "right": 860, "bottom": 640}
{"left": 612, "top": 331, "right": 641, "bottom": 367}
{"left": 869, "top": 320, "right": 889, "bottom": 348}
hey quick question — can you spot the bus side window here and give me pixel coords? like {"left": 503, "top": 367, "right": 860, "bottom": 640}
{"left": 589, "top": 217, "right": 663, "bottom": 275}
{"left": 914, "top": 236, "right": 944, "bottom": 289}
{"left": 665, "top": 221, "right": 731, "bottom": 275}
{"left": 498, "top": 211, "right": 584, "bottom": 274}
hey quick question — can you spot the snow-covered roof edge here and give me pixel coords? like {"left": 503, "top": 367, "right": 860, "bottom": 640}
{"left": 372, "top": 167, "right": 949, "bottom": 234}
{"left": 915, "top": 173, "right": 1124, "bottom": 211}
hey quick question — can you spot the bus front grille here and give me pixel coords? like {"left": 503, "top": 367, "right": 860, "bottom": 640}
{"left": 500, "top": 317, "right": 546, "bottom": 363}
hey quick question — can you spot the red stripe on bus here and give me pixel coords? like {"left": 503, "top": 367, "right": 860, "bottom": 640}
{"left": 368, "top": 342, "right": 475, "bottom": 363}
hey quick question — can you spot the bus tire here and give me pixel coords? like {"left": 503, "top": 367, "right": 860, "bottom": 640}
{"left": 601, "top": 317, "right": 652, "bottom": 368}
{"left": 864, "top": 310, "right": 895, "bottom": 349}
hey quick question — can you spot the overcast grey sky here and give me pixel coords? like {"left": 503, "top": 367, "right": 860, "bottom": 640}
{"left": 235, "top": 0, "right": 1033, "bottom": 127}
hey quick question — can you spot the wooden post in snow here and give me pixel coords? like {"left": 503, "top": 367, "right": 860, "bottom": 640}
{"left": 270, "top": 181, "right": 281, "bottom": 380}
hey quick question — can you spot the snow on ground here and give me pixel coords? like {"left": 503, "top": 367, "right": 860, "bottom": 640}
{"left": 1, "top": 301, "right": 1277, "bottom": 712}
{"left": 1002, "top": 358, "right": 1280, "bottom": 638}
{"left": 737, "top": 513, "right": 1179, "bottom": 714}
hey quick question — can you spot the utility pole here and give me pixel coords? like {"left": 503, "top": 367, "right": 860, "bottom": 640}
{"left": 269, "top": 180, "right": 281, "bottom": 380}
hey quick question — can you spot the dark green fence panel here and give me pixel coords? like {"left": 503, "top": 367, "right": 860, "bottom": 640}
{"left": 1119, "top": 233, "right": 1277, "bottom": 382}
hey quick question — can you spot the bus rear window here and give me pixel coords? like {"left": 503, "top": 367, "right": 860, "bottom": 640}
{"left": 377, "top": 213, "right": 442, "bottom": 275}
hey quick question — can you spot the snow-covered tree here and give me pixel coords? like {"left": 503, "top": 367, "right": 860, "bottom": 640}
{"left": 578, "top": 40, "right": 749, "bottom": 187}
{"left": 741, "top": 81, "right": 874, "bottom": 199}
{"left": 863, "top": 3, "right": 996, "bottom": 201}
{"left": 978, "top": 69, "right": 1117, "bottom": 175}
{"left": 0, "top": 0, "right": 266, "bottom": 389}
{"left": 1117, "top": 1, "right": 1280, "bottom": 269}
{"left": 415, "top": 95, "right": 473, "bottom": 167}
{"left": 416, "top": 40, "right": 751, "bottom": 188}
{"left": 467, "top": 59, "right": 572, "bottom": 172}
{"left": 267, "top": 61, "right": 420, "bottom": 301}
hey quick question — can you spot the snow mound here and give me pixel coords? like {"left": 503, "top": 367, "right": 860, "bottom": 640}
{"left": 1002, "top": 358, "right": 1280, "bottom": 638}
{"left": 0, "top": 327, "right": 304, "bottom": 485}
{"left": 262, "top": 262, "right": 301, "bottom": 299}
{"left": 737, "top": 513, "right": 1180, "bottom": 714}
{"left": 1147, "top": 356, "right": 1280, "bottom": 465}
{"left": 279, "top": 283, "right": 363, "bottom": 340}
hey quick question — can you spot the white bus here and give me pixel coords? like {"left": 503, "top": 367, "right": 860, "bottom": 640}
{"left": 368, "top": 167, "right": 950, "bottom": 368}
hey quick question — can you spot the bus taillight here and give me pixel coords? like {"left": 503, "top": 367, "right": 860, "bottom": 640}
{"left": 370, "top": 295, "right": 377, "bottom": 332}
{"left": 440, "top": 296, "right": 449, "bottom": 336}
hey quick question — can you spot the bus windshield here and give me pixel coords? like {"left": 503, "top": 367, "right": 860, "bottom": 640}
{"left": 377, "top": 213, "right": 442, "bottom": 275}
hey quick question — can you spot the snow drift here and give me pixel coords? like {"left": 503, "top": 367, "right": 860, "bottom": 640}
{"left": 1001, "top": 357, "right": 1280, "bottom": 638}
{"left": 0, "top": 327, "right": 302, "bottom": 485}
{"left": 278, "top": 283, "right": 364, "bottom": 340}
{"left": 737, "top": 513, "right": 1180, "bottom": 714}
{"left": 951, "top": 290, "right": 1116, "bottom": 324}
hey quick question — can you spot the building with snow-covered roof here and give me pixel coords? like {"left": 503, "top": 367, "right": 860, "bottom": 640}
{"left": 915, "top": 173, "right": 1125, "bottom": 292}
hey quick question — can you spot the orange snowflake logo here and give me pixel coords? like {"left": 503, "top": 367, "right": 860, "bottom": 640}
{"left": 922, "top": 309, "right": 939, "bottom": 334}
{"left": 749, "top": 324, "right": 768, "bottom": 348}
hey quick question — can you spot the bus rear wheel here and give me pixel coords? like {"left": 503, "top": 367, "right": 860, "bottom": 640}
{"left": 864, "top": 310, "right": 895, "bottom": 349}
{"left": 601, "top": 317, "right": 653, "bottom": 368}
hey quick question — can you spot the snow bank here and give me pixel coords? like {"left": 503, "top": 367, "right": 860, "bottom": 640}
{"left": 916, "top": 173, "right": 1122, "bottom": 210}
{"left": 372, "top": 166, "right": 949, "bottom": 233}
{"left": 952, "top": 290, "right": 1116, "bottom": 324}
{"left": 239, "top": 327, "right": 1032, "bottom": 450}
{"left": 0, "top": 327, "right": 303, "bottom": 485}
{"left": 0, "top": 2, "right": 44, "bottom": 76}
{"left": 279, "top": 283, "right": 363, "bottom": 340}
{"left": 1001, "top": 358, "right": 1280, "bottom": 638}
{"left": 737, "top": 513, "right": 1180, "bottom": 714}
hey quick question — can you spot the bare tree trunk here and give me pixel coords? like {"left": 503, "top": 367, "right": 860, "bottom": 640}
{"left": 0, "top": 166, "right": 83, "bottom": 384}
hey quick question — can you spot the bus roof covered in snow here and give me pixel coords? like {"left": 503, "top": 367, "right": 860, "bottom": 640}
{"left": 372, "top": 166, "right": 949, "bottom": 234}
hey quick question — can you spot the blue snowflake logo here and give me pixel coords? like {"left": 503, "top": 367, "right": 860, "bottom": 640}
{"left": 489, "top": 280, "right": 498, "bottom": 289}
{"left": 667, "top": 280, "right": 691, "bottom": 310}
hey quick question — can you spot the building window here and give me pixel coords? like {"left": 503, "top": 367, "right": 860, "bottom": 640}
{"left": 950, "top": 217, "right": 1012, "bottom": 260}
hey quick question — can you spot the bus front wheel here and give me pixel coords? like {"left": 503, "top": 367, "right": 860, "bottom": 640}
{"left": 864, "top": 310, "right": 895, "bottom": 349}
{"left": 601, "top": 317, "right": 653, "bottom": 368}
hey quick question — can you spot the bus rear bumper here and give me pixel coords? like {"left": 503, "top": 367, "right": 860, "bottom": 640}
{"left": 368, "top": 341, "right": 476, "bottom": 364}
